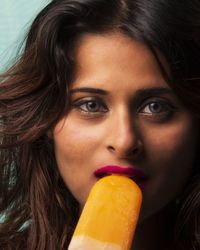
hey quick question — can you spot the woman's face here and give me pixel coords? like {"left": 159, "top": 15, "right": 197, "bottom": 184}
{"left": 53, "top": 32, "right": 198, "bottom": 221}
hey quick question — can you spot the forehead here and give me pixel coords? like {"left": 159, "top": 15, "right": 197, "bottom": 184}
{"left": 72, "top": 32, "right": 170, "bottom": 92}
{"left": 74, "top": 32, "right": 159, "bottom": 70}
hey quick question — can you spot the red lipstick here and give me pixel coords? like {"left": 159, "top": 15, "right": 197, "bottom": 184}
{"left": 94, "top": 165, "right": 148, "bottom": 190}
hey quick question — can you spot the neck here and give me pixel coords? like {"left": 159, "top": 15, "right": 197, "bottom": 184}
{"left": 131, "top": 203, "right": 177, "bottom": 250}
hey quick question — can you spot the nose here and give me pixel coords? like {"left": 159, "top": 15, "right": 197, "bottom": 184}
{"left": 106, "top": 110, "right": 143, "bottom": 158}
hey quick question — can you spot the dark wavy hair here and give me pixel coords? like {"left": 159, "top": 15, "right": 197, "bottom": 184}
{"left": 0, "top": 0, "right": 200, "bottom": 249}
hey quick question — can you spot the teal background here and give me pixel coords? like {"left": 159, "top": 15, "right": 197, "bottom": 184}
{"left": 0, "top": 0, "right": 50, "bottom": 72}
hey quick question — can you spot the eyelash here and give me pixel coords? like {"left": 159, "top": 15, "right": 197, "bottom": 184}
{"left": 72, "top": 98, "right": 108, "bottom": 116}
{"left": 138, "top": 100, "right": 175, "bottom": 116}
{"left": 72, "top": 97, "right": 176, "bottom": 118}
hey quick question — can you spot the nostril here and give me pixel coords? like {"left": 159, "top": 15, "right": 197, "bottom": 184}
{"left": 107, "top": 141, "right": 143, "bottom": 158}
{"left": 107, "top": 146, "right": 115, "bottom": 152}
{"left": 129, "top": 146, "right": 142, "bottom": 155}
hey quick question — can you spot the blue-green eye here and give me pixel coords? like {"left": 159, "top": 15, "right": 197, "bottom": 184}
{"left": 140, "top": 101, "right": 174, "bottom": 115}
{"left": 73, "top": 99, "right": 108, "bottom": 113}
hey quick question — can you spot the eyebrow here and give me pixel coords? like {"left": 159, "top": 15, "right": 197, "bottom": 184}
{"left": 136, "top": 87, "right": 173, "bottom": 97}
{"left": 70, "top": 87, "right": 108, "bottom": 95}
{"left": 69, "top": 86, "right": 173, "bottom": 98}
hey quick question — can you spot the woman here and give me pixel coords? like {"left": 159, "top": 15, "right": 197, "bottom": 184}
{"left": 0, "top": 0, "right": 200, "bottom": 249}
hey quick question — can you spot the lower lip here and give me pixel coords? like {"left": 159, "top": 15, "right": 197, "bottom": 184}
{"left": 136, "top": 181, "right": 148, "bottom": 191}
{"left": 96, "top": 173, "right": 148, "bottom": 191}
{"left": 123, "top": 175, "right": 148, "bottom": 191}
{"left": 94, "top": 168, "right": 148, "bottom": 191}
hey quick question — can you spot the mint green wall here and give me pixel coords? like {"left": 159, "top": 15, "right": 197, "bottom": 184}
{"left": 0, "top": 0, "right": 50, "bottom": 71}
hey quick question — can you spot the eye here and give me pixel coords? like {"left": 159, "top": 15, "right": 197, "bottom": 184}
{"left": 72, "top": 98, "right": 108, "bottom": 114}
{"left": 81, "top": 100, "right": 106, "bottom": 112}
{"left": 139, "top": 100, "right": 174, "bottom": 115}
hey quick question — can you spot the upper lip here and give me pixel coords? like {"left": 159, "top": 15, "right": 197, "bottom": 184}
{"left": 94, "top": 165, "right": 148, "bottom": 181}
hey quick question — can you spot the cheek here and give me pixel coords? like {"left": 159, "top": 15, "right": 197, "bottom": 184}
{"left": 146, "top": 120, "right": 197, "bottom": 167}
{"left": 53, "top": 118, "right": 102, "bottom": 204}
{"left": 142, "top": 119, "right": 198, "bottom": 199}
{"left": 147, "top": 120, "right": 197, "bottom": 195}
{"left": 140, "top": 120, "right": 198, "bottom": 220}
{"left": 53, "top": 119, "right": 98, "bottom": 162}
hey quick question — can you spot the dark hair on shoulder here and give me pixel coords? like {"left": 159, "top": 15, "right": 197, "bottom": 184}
{"left": 0, "top": 1, "right": 200, "bottom": 249}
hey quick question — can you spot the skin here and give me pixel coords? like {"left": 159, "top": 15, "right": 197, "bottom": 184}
{"left": 53, "top": 32, "right": 198, "bottom": 249}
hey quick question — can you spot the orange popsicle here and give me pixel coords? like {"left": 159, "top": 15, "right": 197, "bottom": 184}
{"left": 68, "top": 175, "right": 142, "bottom": 250}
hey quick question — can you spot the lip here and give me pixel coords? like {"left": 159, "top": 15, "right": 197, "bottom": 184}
{"left": 94, "top": 165, "right": 148, "bottom": 190}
